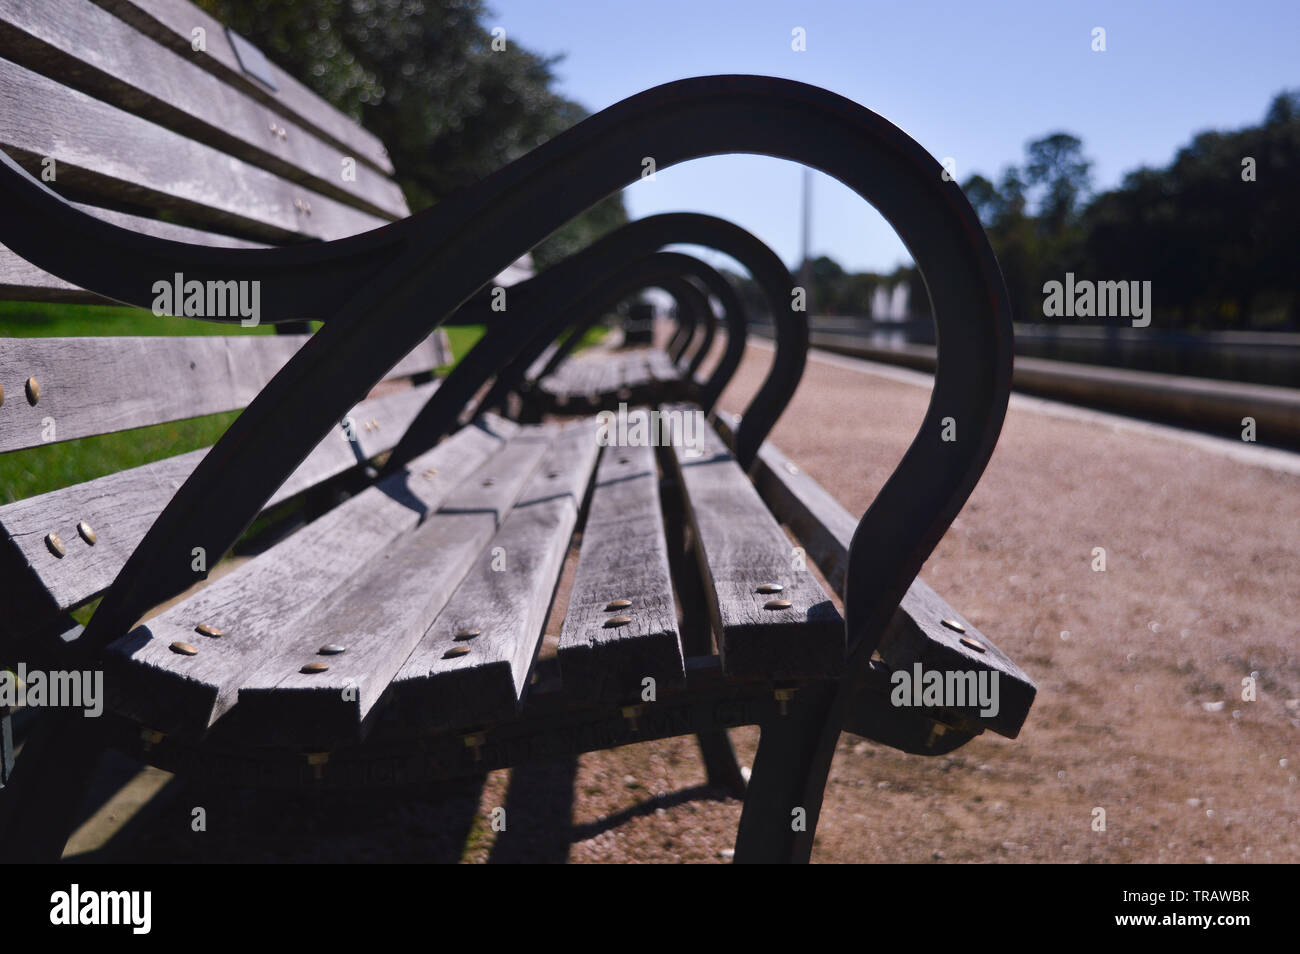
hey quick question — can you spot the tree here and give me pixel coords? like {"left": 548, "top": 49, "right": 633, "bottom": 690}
{"left": 196, "top": 0, "right": 626, "bottom": 268}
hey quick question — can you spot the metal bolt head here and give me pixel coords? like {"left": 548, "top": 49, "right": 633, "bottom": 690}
{"left": 959, "top": 636, "right": 987, "bottom": 654}
{"left": 195, "top": 623, "right": 222, "bottom": 638}
{"left": 941, "top": 618, "right": 967, "bottom": 634}
{"left": 318, "top": 644, "right": 346, "bottom": 655}
{"left": 25, "top": 377, "right": 40, "bottom": 405}
{"left": 45, "top": 532, "right": 66, "bottom": 558}
{"left": 756, "top": 583, "right": 784, "bottom": 594}
{"left": 604, "top": 616, "right": 632, "bottom": 628}
{"left": 453, "top": 628, "right": 481, "bottom": 641}
{"left": 76, "top": 521, "right": 97, "bottom": 545}
{"left": 301, "top": 662, "right": 330, "bottom": 674}
{"left": 170, "top": 641, "right": 198, "bottom": 656}
{"left": 604, "top": 599, "right": 632, "bottom": 611}
{"left": 443, "top": 646, "right": 471, "bottom": 659}
{"left": 763, "top": 599, "right": 793, "bottom": 610}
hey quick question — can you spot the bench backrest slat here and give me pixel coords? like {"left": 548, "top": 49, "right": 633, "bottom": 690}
{"left": 0, "top": 0, "right": 408, "bottom": 220}
{"left": 0, "top": 56, "right": 389, "bottom": 242}
{"left": 89, "top": 0, "right": 394, "bottom": 175}
{"left": 0, "top": 332, "right": 450, "bottom": 452}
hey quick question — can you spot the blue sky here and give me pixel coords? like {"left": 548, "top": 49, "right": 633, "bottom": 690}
{"left": 486, "top": 0, "right": 1299, "bottom": 274}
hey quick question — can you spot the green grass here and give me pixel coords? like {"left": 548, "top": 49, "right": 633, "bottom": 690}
{"left": 0, "top": 302, "right": 278, "bottom": 504}
{"left": 1, "top": 307, "right": 606, "bottom": 505}
{"left": 0, "top": 300, "right": 283, "bottom": 337}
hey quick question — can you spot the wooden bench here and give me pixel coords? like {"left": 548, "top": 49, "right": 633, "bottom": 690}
{"left": 0, "top": 0, "right": 1035, "bottom": 864}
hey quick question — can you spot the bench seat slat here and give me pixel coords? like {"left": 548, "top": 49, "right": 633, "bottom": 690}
{"left": 712, "top": 412, "right": 1036, "bottom": 738}
{"left": 0, "top": 56, "right": 387, "bottom": 242}
{"left": 664, "top": 406, "right": 843, "bottom": 677}
{"left": 557, "top": 439, "right": 684, "bottom": 699}
{"left": 391, "top": 420, "right": 601, "bottom": 727}
{"left": 0, "top": 380, "right": 444, "bottom": 626}
{"left": 103, "top": 417, "right": 521, "bottom": 735}
{"left": 232, "top": 427, "right": 553, "bottom": 745}
{"left": 0, "top": 331, "right": 448, "bottom": 452}
{"left": 0, "top": 0, "right": 409, "bottom": 220}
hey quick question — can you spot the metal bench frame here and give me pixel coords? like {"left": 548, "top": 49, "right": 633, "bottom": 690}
{"left": 1, "top": 73, "right": 1020, "bottom": 863}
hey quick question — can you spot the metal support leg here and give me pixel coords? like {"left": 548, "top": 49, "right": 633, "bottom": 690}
{"left": 733, "top": 684, "right": 841, "bottom": 864}
{"left": 658, "top": 463, "right": 747, "bottom": 798}
{"left": 0, "top": 707, "right": 13, "bottom": 789}
{"left": 0, "top": 708, "right": 105, "bottom": 862}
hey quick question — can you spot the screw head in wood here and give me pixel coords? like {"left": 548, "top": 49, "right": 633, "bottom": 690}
{"left": 301, "top": 662, "right": 330, "bottom": 673}
{"left": 604, "top": 616, "right": 632, "bottom": 628}
{"left": 453, "top": 629, "right": 481, "bottom": 641}
{"left": 605, "top": 599, "right": 632, "bottom": 611}
{"left": 756, "top": 583, "right": 784, "bottom": 594}
{"left": 959, "top": 636, "right": 987, "bottom": 654}
{"left": 763, "top": 599, "right": 793, "bottom": 610}
{"left": 45, "top": 532, "right": 66, "bottom": 557}
{"left": 76, "top": 521, "right": 97, "bottom": 545}
{"left": 25, "top": 377, "right": 40, "bottom": 404}
{"left": 170, "top": 641, "right": 198, "bottom": 656}
{"left": 941, "top": 618, "right": 966, "bottom": 634}
{"left": 195, "top": 623, "right": 222, "bottom": 638}
{"left": 318, "top": 644, "right": 346, "bottom": 655}
{"left": 444, "top": 646, "right": 471, "bottom": 659}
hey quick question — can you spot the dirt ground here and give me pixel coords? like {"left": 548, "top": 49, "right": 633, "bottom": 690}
{"left": 57, "top": 338, "right": 1300, "bottom": 863}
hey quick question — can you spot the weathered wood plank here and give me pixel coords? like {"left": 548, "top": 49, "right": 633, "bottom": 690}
{"left": 88, "top": 0, "right": 394, "bottom": 175}
{"left": 231, "top": 427, "right": 554, "bottom": 745}
{"left": 0, "top": 56, "right": 387, "bottom": 242}
{"left": 391, "top": 420, "right": 601, "bottom": 727}
{"left": 0, "top": 0, "right": 408, "bottom": 219}
{"left": 711, "top": 412, "right": 1036, "bottom": 738}
{"left": 103, "top": 417, "right": 521, "bottom": 735}
{"left": 557, "top": 439, "right": 683, "bottom": 699}
{"left": 0, "top": 331, "right": 447, "bottom": 452}
{"left": 663, "top": 406, "right": 843, "bottom": 677}
{"left": 0, "top": 381, "right": 444, "bottom": 623}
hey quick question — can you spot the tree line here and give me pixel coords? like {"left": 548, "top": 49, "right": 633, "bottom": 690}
{"left": 197, "top": 0, "right": 627, "bottom": 269}
{"left": 801, "top": 89, "right": 1300, "bottom": 332}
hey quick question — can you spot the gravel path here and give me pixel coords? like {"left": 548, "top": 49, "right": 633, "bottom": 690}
{"left": 66, "top": 340, "right": 1300, "bottom": 863}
